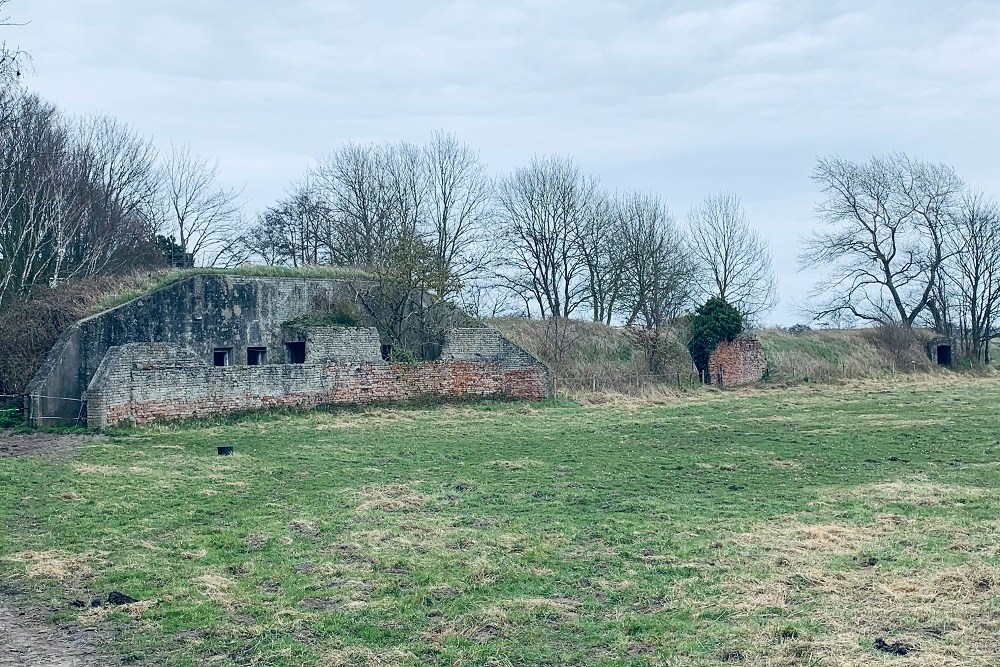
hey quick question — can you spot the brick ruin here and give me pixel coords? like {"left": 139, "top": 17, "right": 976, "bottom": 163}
{"left": 27, "top": 274, "right": 550, "bottom": 428}
{"left": 86, "top": 329, "right": 548, "bottom": 429}
{"left": 707, "top": 338, "right": 767, "bottom": 386}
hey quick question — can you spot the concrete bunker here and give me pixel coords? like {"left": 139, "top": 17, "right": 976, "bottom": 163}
{"left": 26, "top": 274, "right": 550, "bottom": 428}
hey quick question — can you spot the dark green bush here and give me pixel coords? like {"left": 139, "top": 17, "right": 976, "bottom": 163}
{"left": 688, "top": 297, "right": 743, "bottom": 377}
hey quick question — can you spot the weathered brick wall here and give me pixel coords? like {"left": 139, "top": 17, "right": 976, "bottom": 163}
{"left": 282, "top": 326, "right": 385, "bottom": 363}
{"left": 441, "top": 328, "right": 539, "bottom": 368}
{"left": 29, "top": 274, "right": 477, "bottom": 424}
{"left": 87, "top": 337, "right": 550, "bottom": 429}
{"left": 708, "top": 338, "right": 766, "bottom": 386}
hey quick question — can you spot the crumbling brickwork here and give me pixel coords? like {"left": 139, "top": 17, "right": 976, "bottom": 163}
{"left": 86, "top": 330, "right": 551, "bottom": 429}
{"left": 28, "top": 274, "right": 479, "bottom": 424}
{"left": 708, "top": 338, "right": 767, "bottom": 386}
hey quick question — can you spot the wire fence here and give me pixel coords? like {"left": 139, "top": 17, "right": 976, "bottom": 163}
{"left": 551, "top": 371, "right": 711, "bottom": 397}
{"left": 1, "top": 393, "right": 87, "bottom": 427}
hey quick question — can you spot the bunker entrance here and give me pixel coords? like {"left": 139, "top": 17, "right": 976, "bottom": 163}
{"left": 936, "top": 344, "right": 952, "bottom": 366}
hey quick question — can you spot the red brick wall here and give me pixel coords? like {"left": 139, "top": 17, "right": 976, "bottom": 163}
{"left": 708, "top": 339, "right": 766, "bottom": 386}
{"left": 90, "top": 360, "right": 550, "bottom": 428}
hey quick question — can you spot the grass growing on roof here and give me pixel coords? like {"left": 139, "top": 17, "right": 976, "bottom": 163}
{"left": 1, "top": 377, "right": 1000, "bottom": 665}
{"left": 89, "top": 265, "right": 374, "bottom": 315}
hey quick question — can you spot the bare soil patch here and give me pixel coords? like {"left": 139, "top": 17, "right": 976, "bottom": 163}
{"left": 0, "top": 432, "right": 100, "bottom": 459}
{"left": 0, "top": 597, "right": 112, "bottom": 667}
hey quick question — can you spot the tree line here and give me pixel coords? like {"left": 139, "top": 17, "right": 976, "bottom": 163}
{"left": 0, "top": 87, "right": 243, "bottom": 312}
{"left": 241, "top": 134, "right": 778, "bottom": 333}
{"left": 804, "top": 152, "right": 1000, "bottom": 363}
{"left": 6, "top": 79, "right": 998, "bottom": 367}
{"left": 0, "top": 83, "right": 776, "bottom": 364}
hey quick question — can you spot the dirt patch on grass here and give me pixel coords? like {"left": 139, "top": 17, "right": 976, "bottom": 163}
{"left": 488, "top": 458, "right": 544, "bottom": 470}
{"left": 727, "top": 512, "right": 1000, "bottom": 666}
{"left": 0, "top": 598, "right": 112, "bottom": 666}
{"left": 0, "top": 432, "right": 101, "bottom": 459}
{"left": 352, "top": 484, "right": 427, "bottom": 513}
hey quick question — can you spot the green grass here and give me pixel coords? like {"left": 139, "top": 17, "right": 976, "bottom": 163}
{"left": 2, "top": 378, "right": 1000, "bottom": 665}
{"left": 89, "top": 265, "right": 374, "bottom": 315}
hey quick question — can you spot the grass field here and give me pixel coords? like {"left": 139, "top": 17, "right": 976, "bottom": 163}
{"left": 2, "top": 378, "right": 999, "bottom": 666}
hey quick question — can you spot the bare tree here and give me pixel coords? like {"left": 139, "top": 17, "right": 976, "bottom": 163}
{"left": 495, "top": 155, "right": 595, "bottom": 318}
{"left": 422, "top": 131, "right": 494, "bottom": 298}
{"left": 0, "top": 0, "right": 29, "bottom": 89}
{"left": 686, "top": 193, "right": 777, "bottom": 323}
{"left": 616, "top": 192, "right": 693, "bottom": 329}
{"left": 802, "top": 153, "right": 964, "bottom": 328}
{"left": 240, "top": 180, "right": 328, "bottom": 267}
{"left": 161, "top": 143, "right": 244, "bottom": 267}
{"left": 615, "top": 192, "right": 694, "bottom": 373}
{"left": 78, "top": 115, "right": 162, "bottom": 274}
{"left": 311, "top": 141, "right": 424, "bottom": 268}
{"left": 944, "top": 192, "right": 1000, "bottom": 363}
{"left": 574, "top": 190, "right": 624, "bottom": 324}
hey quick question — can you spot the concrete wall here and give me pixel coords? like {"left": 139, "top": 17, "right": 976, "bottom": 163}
{"left": 86, "top": 332, "right": 550, "bottom": 429}
{"left": 708, "top": 338, "right": 767, "bottom": 387}
{"left": 283, "top": 326, "right": 385, "bottom": 363}
{"left": 27, "top": 274, "right": 477, "bottom": 424}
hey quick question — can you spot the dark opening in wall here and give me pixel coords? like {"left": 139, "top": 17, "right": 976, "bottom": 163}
{"left": 937, "top": 344, "right": 952, "bottom": 366}
{"left": 380, "top": 344, "right": 392, "bottom": 361}
{"left": 285, "top": 342, "right": 306, "bottom": 364}
{"left": 213, "top": 348, "right": 232, "bottom": 366}
{"left": 247, "top": 347, "right": 267, "bottom": 365}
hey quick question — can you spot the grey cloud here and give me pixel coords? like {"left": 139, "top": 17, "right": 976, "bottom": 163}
{"left": 12, "top": 0, "right": 1000, "bottom": 323}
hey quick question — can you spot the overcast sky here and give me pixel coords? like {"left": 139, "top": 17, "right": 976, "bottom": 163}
{"left": 10, "top": 0, "right": 1000, "bottom": 324}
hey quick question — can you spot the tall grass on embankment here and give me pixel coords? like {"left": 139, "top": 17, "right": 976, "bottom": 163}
{"left": 756, "top": 325, "right": 938, "bottom": 384}
{"left": 490, "top": 317, "right": 698, "bottom": 394}
{"left": 493, "top": 317, "right": 950, "bottom": 393}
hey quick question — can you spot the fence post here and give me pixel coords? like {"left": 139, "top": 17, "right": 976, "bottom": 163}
{"left": 592, "top": 376, "right": 597, "bottom": 392}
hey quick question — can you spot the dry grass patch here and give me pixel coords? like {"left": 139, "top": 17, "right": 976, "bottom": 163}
{"left": 352, "top": 484, "right": 427, "bottom": 513}
{"left": 72, "top": 463, "right": 153, "bottom": 475}
{"left": 320, "top": 646, "right": 413, "bottom": 667}
{"left": 725, "top": 512, "right": 1000, "bottom": 666}
{"left": 3, "top": 549, "right": 97, "bottom": 579}
{"left": 423, "top": 596, "right": 581, "bottom": 646}
{"left": 827, "top": 476, "right": 988, "bottom": 508}
{"left": 193, "top": 572, "right": 237, "bottom": 611}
